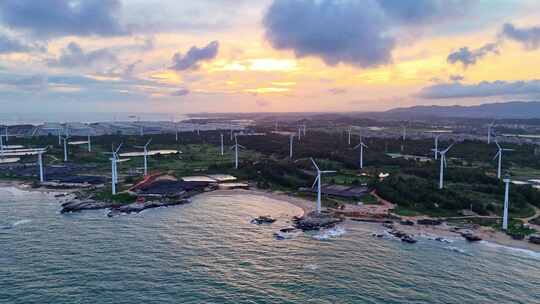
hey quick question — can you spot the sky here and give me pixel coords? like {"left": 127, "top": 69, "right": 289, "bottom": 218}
{"left": 1, "top": 0, "right": 540, "bottom": 115}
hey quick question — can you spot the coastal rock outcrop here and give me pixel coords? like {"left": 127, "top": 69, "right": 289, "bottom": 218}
{"left": 293, "top": 212, "right": 343, "bottom": 231}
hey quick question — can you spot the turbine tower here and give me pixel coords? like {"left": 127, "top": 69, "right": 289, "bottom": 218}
{"left": 347, "top": 127, "right": 352, "bottom": 145}
{"left": 353, "top": 139, "right": 368, "bottom": 169}
{"left": 432, "top": 134, "right": 441, "bottom": 160}
{"left": 298, "top": 126, "right": 302, "bottom": 141}
{"left": 37, "top": 149, "right": 46, "bottom": 182}
{"left": 494, "top": 141, "right": 514, "bottom": 179}
{"left": 86, "top": 134, "right": 92, "bottom": 152}
{"left": 62, "top": 135, "right": 69, "bottom": 162}
{"left": 502, "top": 175, "right": 511, "bottom": 230}
{"left": 220, "top": 133, "right": 224, "bottom": 156}
{"left": 135, "top": 139, "right": 152, "bottom": 176}
{"left": 289, "top": 134, "right": 295, "bottom": 159}
{"left": 108, "top": 144, "right": 123, "bottom": 195}
{"left": 438, "top": 143, "right": 455, "bottom": 189}
{"left": 230, "top": 134, "right": 245, "bottom": 169}
{"left": 310, "top": 158, "right": 336, "bottom": 214}
{"left": 302, "top": 124, "right": 306, "bottom": 136}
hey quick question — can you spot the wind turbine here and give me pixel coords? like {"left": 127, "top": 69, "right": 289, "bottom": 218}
{"left": 230, "top": 134, "right": 245, "bottom": 169}
{"left": 502, "top": 175, "right": 511, "bottom": 230}
{"left": 289, "top": 134, "right": 295, "bottom": 159}
{"left": 438, "top": 143, "right": 455, "bottom": 189}
{"left": 347, "top": 127, "right": 352, "bottom": 145}
{"left": 302, "top": 123, "right": 306, "bottom": 136}
{"left": 432, "top": 134, "right": 441, "bottom": 160}
{"left": 494, "top": 141, "right": 514, "bottom": 179}
{"left": 298, "top": 126, "right": 302, "bottom": 140}
{"left": 487, "top": 121, "right": 495, "bottom": 144}
{"left": 220, "top": 133, "right": 224, "bottom": 156}
{"left": 175, "top": 122, "right": 179, "bottom": 142}
{"left": 37, "top": 149, "right": 46, "bottom": 182}
{"left": 310, "top": 158, "right": 336, "bottom": 214}
{"left": 135, "top": 139, "right": 152, "bottom": 176}
{"left": 108, "top": 144, "right": 123, "bottom": 195}
{"left": 353, "top": 138, "right": 368, "bottom": 169}
{"left": 61, "top": 135, "right": 69, "bottom": 162}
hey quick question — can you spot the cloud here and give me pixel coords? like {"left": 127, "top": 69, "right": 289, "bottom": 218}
{"left": 0, "top": 0, "right": 127, "bottom": 38}
{"left": 417, "top": 80, "right": 540, "bottom": 99}
{"left": 501, "top": 23, "right": 540, "bottom": 50}
{"left": 171, "top": 88, "right": 190, "bottom": 96}
{"left": 447, "top": 42, "right": 499, "bottom": 67}
{"left": 378, "top": 0, "right": 470, "bottom": 25}
{"left": 170, "top": 41, "right": 219, "bottom": 71}
{"left": 449, "top": 75, "right": 464, "bottom": 82}
{"left": 48, "top": 42, "right": 117, "bottom": 68}
{"left": 263, "top": 0, "right": 473, "bottom": 68}
{"left": 0, "top": 33, "right": 44, "bottom": 54}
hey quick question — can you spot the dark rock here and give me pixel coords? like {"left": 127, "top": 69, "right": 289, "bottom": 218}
{"left": 529, "top": 235, "right": 540, "bottom": 244}
{"left": 401, "top": 235, "right": 417, "bottom": 244}
{"left": 60, "top": 199, "right": 112, "bottom": 213}
{"left": 251, "top": 216, "right": 276, "bottom": 225}
{"left": 400, "top": 220, "right": 415, "bottom": 226}
{"left": 293, "top": 212, "right": 343, "bottom": 231}
{"left": 461, "top": 232, "right": 482, "bottom": 242}
{"left": 417, "top": 219, "right": 442, "bottom": 226}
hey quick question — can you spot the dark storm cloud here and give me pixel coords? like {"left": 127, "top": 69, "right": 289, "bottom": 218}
{"left": 263, "top": 0, "right": 473, "bottom": 68}
{"left": 48, "top": 42, "right": 117, "bottom": 67}
{"left": 417, "top": 80, "right": 540, "bottom": 99}
{"left": 0, "top": 0, "right": 127, "bottom": 38}
{"left": 447, "top": 43, "right": 499, "bottom": 68}
{"left": 170, "top": 41, "right": 219, "bottom": 71}
{"left": 501, "top": 23, "right": 540, "bottom": 50}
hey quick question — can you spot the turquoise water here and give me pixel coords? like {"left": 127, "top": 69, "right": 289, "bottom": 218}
{"left": 1, "top": 188, "right": 539, "bottom": 304}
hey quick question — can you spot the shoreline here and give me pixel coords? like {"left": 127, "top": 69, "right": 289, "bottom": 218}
{"left": 1, "top": 182, "right": 539, "bottom": 252}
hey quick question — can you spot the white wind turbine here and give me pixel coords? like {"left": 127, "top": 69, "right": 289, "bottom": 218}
{"left": 37, "top": 149, "right": 46, "bottom": 182}
{"left": 220, "top": 133, "right": 224, "bottom": 156}
{"left": 347, "top": 127, "right": 352, "bottom": 145}
{"left": 61, "top": 135, "right": 69, "bottom": 162}
{"left": 310, "top": 158, "right": 336, "bottom": 214}
{"left": 134, "top": 138, "right": 152, "bottom": 176}
{"left": 438, "top": 143, "right": 455, "bottom": 189}
{"left": 289, "top": 133, "right": 295, "bottom": 159}
{"left": 87, "top": 134, "right": 92, "bottom": 152}
{"left": 353, "top": 138, "right": 368, "bottom": 169}
{"left": 298, "top": 126, "right": 302, "bottom": 140}
{"left": 494, "top": 141, "right": 514, "bottom": 179}
{"left": 108, "top": 144, "right": 123, "bottom": 195}
{"left": 302, "top": 123, "right": 306, "bottom": 136}
{"left": 487, "top": 121, "right": 495, "bottom": 144}
{"left": 230, "top": 134, "right": 245, "bottom": 169}
{"left": 3, "top": 126, "right": 8, "bottom": 142}
{"left": 431, "top": 134, "right": 441, "bottom": 160}
{"left": 502, "top": 175, "right": 511, "bottom": 230}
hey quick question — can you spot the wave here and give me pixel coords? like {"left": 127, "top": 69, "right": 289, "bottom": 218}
{"left": 2, "top": 219, "right": 32, "bottom": 230}
{"left": 480, "top": 241, "right": 540, "bottom": 260}
{"left": 444, "top": 246, "right": 469, "bottom": 255}
{"left": 312, "top": 226, "right": 346, "bottom": 240}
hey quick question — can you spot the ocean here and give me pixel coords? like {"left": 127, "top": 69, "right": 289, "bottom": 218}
{"left": 1, "top": 187, "right": 539, "bottom": 304}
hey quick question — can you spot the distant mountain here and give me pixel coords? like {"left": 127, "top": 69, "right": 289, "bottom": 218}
{"left": 384, "top": 101, "right": 540, "bottom": 119}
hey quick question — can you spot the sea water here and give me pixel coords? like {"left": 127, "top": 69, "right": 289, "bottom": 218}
{"left": 1, "top": 188, "right": 539, "bottom": 304}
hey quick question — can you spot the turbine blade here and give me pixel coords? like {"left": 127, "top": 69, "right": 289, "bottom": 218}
{"left": 495, "top": 141, "right": 501, "bottom": 149}
{"left": 146, "top": 138, "right": 152, "bottom": 146}
{"left": 310, "top": 158, "right": 320, "bottom": 171}
{"left": 311, "top": 176, "right": 319, "bottom": 189}
{"left": 493, "top": 151, "right": 500, "bottom": 160}
{"left": 321, "top": 170, "right": 337, "bottom": 173}
{"left": 353, "top": 144, "right": 361, "bottom": 149}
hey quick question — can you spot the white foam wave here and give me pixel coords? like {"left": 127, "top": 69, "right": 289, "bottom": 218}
{"left": 444, "top": 246, "right": 468, "bottom": 255}
{"left": 480, "top": 241, "right": 540, "bottom": 260}
{"left": 312, "top": 226, "right": 346, "bottom": 240}
{"left": 303, "top": 264, "right": 319, "bottom": 271}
